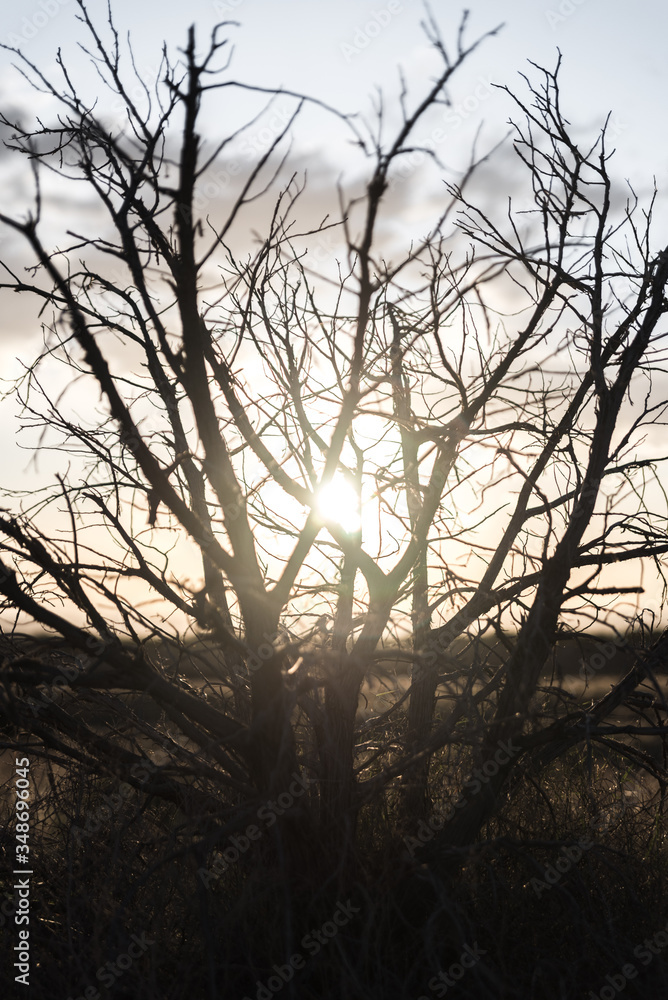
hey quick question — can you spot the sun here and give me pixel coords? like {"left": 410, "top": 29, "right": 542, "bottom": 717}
{"left": 314, "top": 475, "right": 361, "bottom": 533}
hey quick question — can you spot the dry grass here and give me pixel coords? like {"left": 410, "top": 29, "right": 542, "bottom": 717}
{"left": 2, "top": 708, "right": 668, "bottom": 999}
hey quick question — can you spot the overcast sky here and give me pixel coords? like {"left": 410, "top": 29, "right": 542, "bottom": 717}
{"left": 0, "top": 0, "right": 666, "bottom": 628}
{"left": 0, "top": 0, "right": 667, "bottom": 505}
{"left": 1, "top": 0, "right": 666, "bottom": 172}
{"left": 0, "top": 0, "right": 666, "bottom": 285}
{"left": 1, "top": 0, "right": 666, "bottom": 261}
{"left": 0, "top": 0, "right": 666, "bottom": 167}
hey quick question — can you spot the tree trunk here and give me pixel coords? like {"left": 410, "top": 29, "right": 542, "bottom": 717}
{"left": 320, "top": 660, "right": 362, "bottom": 877}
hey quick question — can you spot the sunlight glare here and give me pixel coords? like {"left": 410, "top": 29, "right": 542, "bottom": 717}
{"left": 315, "top": 476, "right": 360, "bottom": 532}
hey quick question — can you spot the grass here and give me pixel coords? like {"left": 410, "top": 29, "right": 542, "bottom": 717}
{"left": 2, "top": 629, "right": 668, "bottom": 998}
{"left": 2, "top": 718, "right": 668, "bottom": 999}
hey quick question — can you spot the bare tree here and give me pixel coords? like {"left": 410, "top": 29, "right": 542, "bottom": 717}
{"left": 1, "top": 2, "right": 668, "bottom": 895}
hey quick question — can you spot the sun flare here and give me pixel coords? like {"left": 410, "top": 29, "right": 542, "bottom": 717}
{"left": 314, "top": 476, "right": 361, "bottom": 532}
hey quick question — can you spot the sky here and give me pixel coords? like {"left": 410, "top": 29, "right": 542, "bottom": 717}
{"left": 1, "top": 0, "right": 666, "bottom": 460}
{"left": 0, "top": 0, "right": 667, "bottom": 627}
{"left": 0, "top": 1, "right": 666, "bottom": 279}
{"left": 1, "top": 0, "right": 666, "bottom": 178}
{"left": 0, "top": 0, "right": 666, "bottom": 292}
{"left": 95, "top": 0, "right": 666, "bottom": 182}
